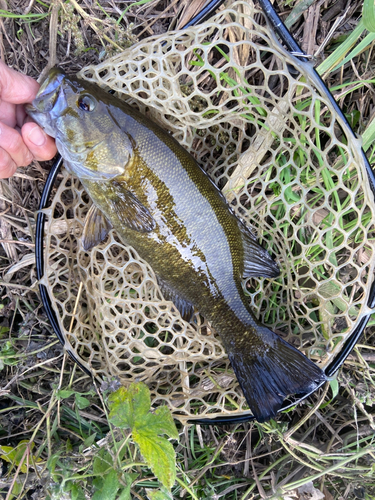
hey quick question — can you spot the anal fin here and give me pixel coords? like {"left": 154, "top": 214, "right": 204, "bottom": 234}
{"left": 157, "top": 277, "right": 195, "bottom": 321}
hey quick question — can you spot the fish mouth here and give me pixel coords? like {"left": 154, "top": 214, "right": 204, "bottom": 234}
{"left": 25, "top": 67, "right": 68, "bottom": 137}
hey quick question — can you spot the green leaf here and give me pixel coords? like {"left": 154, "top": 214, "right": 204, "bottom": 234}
{"left": 116, "top": 473, "right": 138, "bottom": 500}
{"left": 0, "top": 441, "right": 42, "bottom": 473}
{"left": 82, "top": 433, "right": 97, "bottom": 448}
{"left": 75, "top": 394, "right": 91, "bottom": 409}
{"left": 93, "top": 449, "right": 113, "bottom": 475}
{"left": 117, "top": 488, "right": 131, "bottom": 500}
{"left": 0, "top": 341, "right": 18, "bottom": 366}
{"left": 330, "top": 378, "right": 339, "bottom": 399}
{"left": 284, "top": 0, "right": 314, "bottom": 29}
{"left": 332, "top": 32, "right": 375, "bottom": 72}
{"left": 108, "top": 383, "right": 150, "bottom": 429}
{"left": 363, "top": 0, "right": 375, "bottom": 32}
{"left": 56, "top": 389, "right": 75, "bottom": 400}
{"left": 317, "top": 20, "right": 365, "bottom": 76}
{"left": 362, "top": 114, "right": 375, "bottom": 152}
{"left": 142, "top": 406, "right": 179, "bottom": 440}
{"left": 3, "top": 479, "right": 23, "bottom": 500}
{"left": 133, "top": 428, "right": 176, "bottom": 490}
{"left": 145, "top": 489, "right": 173, "bottom": 500}
{"left": 0, "top": 325, "right": 9, "bottom": 338}
{"left": 70, "top": 483, "right": 87, "bottom": 500}
{"left": 92, "top": 469, "right": 119, "bottom": 500}
{"left": 108, "top": 383, "right": 178, "bottom": 490}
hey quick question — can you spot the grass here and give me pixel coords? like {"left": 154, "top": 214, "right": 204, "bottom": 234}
{"left": 1, "top": 0, "right": 375, "bottom": 499}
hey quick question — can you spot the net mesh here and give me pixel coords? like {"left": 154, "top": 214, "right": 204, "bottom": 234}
{"left": 41, "top": 1, "right": 375, "bottom": 421}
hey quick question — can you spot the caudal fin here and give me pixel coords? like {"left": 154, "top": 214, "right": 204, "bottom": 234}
{"left": 227, "top": 327, "right": 326, "bottom": 422}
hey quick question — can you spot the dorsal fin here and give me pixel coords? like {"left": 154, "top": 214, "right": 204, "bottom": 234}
{"left": 239, "top": 224, "right": 280, "bottom": 279}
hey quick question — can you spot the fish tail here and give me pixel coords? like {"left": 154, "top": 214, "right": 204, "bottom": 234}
{"left": 227, "top": 326, "right": 327, "bottom": 422}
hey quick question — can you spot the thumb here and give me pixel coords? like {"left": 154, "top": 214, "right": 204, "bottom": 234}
{"left": 0, "top": 61, "right": 40, "bottom": 104}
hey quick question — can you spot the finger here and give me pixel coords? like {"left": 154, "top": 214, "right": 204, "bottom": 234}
{"left": 22, "top": 122, "right": 57, "bottom": 161}
{"left": 0, "top": 147, "right": 17, "bottom": 179}
{"left": 0, "top": 61, "right": 40, "bottom": 104}
{"left": 16, "top": 103, "right": 27, "bottom": 129}
{"left": 0, "top": 121, "right": 33, "bottom": 167}
{"left": 0, "top": 100, "right": 17, "bottom": 127}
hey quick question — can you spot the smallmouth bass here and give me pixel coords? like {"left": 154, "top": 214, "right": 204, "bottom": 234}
{"left": 27, "top": 68, "right": 326, "bottom": 422}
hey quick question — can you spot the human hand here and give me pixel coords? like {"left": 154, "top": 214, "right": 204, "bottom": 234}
{"left": 0, "top": 61, "right": 57, "bottom": 178}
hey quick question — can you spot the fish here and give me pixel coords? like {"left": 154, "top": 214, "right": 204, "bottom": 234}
{"left": 26, "top": 68, "right": 327, "bottom": 422}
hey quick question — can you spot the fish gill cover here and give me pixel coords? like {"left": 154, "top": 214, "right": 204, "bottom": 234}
{"left": 40, "top": 1, "right": 375, "bottom": 422}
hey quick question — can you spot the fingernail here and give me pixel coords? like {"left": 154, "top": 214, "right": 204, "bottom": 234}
{"left": 28, "top": 126, "right": 47, "bottom": 146}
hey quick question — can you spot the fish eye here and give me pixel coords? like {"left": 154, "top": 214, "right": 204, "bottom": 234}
{"left": 78, "top": 95, "right": 96, "bottom": 112}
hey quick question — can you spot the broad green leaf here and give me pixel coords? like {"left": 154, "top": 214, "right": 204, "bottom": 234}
{"left": 93, "top": 449, "right": 113, "bottom": 475}
{"left": 363, "top": 0, "right": 375, "bottom": 32}
{"left": 141, "top": 406, "right": 179, "bottom": 440}
{"left": 133, "top": 428, "right": 176, "bottom": 490}
{"left": 117, "top": 488, "right": 131, "bottom": 500}
{"left": 82, "top": 433, "right": 97, "bottom": 448}
{"left": 56, "top": 389, "right": 76, "bottom": 399}
{"left": 0, "top": 441, "right": 41, "bottom": 473}
{"left": 0, "top": 325, "right": 9, "bottom": 338}
{"left": 92, "top": 469, "right": 119, "bottom": 500}
{"left": 108, "top": 383, "right": 150, "bottom": 428}
{"left": 70, "top": 483, "right": 86, "bottom": 500}
{"left": 3, "top": 479, "right": 23, "bottom": 500}
{"left": 108, "top": 383, "right": 178, "bottom": 490}
{"left": 117, "top": 473, "right": 138, "bottom": 500}
{"left": 47, "top": 452, "right": 62, "bottom": 476}
{"left": 0, "top": 341, "right": 18, "bottom": 366}
{"left": 75, "top": 394, "right": 91, "bottom": 409}
{"left": 330, "top": 378, "right": 339, "bottom": 399}
{"left": 145, "top": 489, "right": 173, "bottom": 500}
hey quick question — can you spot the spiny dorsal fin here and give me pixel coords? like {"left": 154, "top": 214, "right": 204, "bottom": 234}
{"left": 239, "top": 224, "right": 280, "bottom": 279}
{"left": 82, "top": 204, "right": 113, "bottom": 251}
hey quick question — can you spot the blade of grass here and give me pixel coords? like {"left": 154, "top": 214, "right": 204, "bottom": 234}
{"left": 363, "top": 0, "right": 375, "bottom": 32}
{"left": 317, "top": 19, "right": 365, "bottom": 76}
{"left": 361, "top": 115, "right": 375, "bottom": 152}
{"left": 284, "top": 0, "right": 315, "bottom": 29}
{"left": 0, "top": 8, "right": 48, "bottom": 21}
{"left": 117, "top": 0, "right": 155, "bottom": 25}
{"left": 331, "top": 32, "right": 375, "bottom": 72}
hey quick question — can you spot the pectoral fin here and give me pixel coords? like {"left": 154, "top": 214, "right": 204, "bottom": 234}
{"left": 108, "top": 182, "right": 156, "bottom": 233}
{"left": 82, "top": 204, "right": 113, "bottom": 251}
